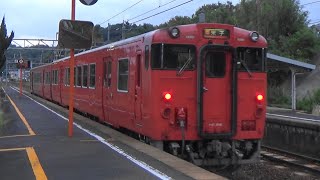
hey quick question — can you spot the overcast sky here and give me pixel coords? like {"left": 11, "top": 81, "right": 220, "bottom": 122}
{"left": 0, "top": 0, "right": 319, "bottom": 40}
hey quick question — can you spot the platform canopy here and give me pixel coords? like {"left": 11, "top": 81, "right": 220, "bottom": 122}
{"left": 266, "top": 53, "right": 317, "bottom": 111}
{"left": 267, "top": 53, "right": 316, "bottom": 72}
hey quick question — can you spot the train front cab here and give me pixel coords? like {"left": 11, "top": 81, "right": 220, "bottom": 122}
{"left": 147, "top": 24, "right": 267, "bottom": 167}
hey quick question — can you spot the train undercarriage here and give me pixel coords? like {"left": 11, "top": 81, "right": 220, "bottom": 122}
{"left": 122, "top": 128, "right": 261, "bottom": 168}
{"left": 164, "top": 139, "right": 261, "bottom": 167}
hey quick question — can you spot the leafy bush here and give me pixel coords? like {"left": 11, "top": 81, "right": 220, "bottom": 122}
{"left": 297, "top": 89, "right": 320, "bottom": 113}
{"left": 267, "top": 86, "right": 291, "bottom": 107}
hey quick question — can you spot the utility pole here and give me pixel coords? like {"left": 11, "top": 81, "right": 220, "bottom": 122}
{"left": 107, "top": 23, "right": 110, "bottom": 43}
{"left": 68, "top": 0, "right": 76, "bottom": 137}
{"left": 122, "top": 20, "right": 125, "bottom": 40}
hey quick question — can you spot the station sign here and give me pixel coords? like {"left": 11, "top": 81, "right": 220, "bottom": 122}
{"left": 58, "top": 19, "right": 94, "bottom": 49}
{"left": 79, "top": 0, "right": 98, "bottom": 6}
{"left": 16, "top": 59, "right": 30, "bottom": 69}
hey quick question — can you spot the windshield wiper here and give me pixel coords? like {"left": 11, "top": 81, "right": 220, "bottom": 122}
{"left": 240, "top": 60, "right": 253, "bottom": 77}
{"left": 177, "top": 50, "right": 192, "bottom": 76}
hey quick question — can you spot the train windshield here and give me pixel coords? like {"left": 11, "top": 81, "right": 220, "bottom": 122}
{"left": 237, "top": 47, "right": 266, "bottom": 72}
{"left": 151, "top": 44, "right": 196, "bottom": 70}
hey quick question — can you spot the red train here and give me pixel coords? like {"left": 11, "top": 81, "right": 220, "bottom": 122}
{"left": 30, "top": 23, "right": 267, "bottom": 167}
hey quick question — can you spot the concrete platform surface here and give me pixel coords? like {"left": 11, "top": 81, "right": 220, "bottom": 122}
{"left": 0, "top": 86, "right": 224, "bottom": 180}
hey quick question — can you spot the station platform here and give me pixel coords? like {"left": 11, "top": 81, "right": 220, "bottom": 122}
{"left": 0, "top": 86, "right": 224, "bottom": 180}
{"left": 267, "top": 106, "right": 320, "bottom": 122}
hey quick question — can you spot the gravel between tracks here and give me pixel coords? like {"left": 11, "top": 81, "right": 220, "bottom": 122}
{"left": 210, "top": 159, "right": 319, "bottom": 180}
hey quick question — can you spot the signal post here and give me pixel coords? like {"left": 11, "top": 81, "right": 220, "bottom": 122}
{"left": 16, "top": 59, "right": 30, "bottom": 96}
{"left": 58, "top": 0, "right": 96, "bottom": 137}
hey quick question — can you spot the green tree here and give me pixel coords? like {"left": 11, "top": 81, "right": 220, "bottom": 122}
{"left": 0, "top": 16, "right": 14, "bottom": 70}
{"left": 192, "top": 2, "right": 236, "bottom": 24}
{"left": 158, "top": 16, "right": 194, "bottom": 28}
{"left": 92, "top": 25, "right": 104, "bottom": 47}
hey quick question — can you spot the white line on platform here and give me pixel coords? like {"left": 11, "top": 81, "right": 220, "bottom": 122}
{"left": 9, "top": 86, "right": 172, "bottom": 180}
{"left": 266, "top": 113, "right": 320, "bottom": 122}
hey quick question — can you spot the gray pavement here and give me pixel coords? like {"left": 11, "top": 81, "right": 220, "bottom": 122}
{"left": 0, "top": 86, "right": 224, "bottom": 180}
{"left": 0, "top": 86, "right": 185, "bottom": 180}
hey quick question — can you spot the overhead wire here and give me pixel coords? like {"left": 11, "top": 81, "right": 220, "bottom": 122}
{"left": 309, "top": 20, "right": 320, "bottom": 25}
{"left": 128, "top": 0, "right": 178, "bottom": 21}
{"left": 99, "top": 0, "right": 144, "bottom": 25}
{"left": 302, "top": 0, "right": 320, "bottom": 6}
{"left": 131, "top": 0, "right": 194, "bottom": 24}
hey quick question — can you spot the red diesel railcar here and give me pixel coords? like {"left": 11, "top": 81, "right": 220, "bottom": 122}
{"left": 31, "top": 23, "right": 267, "bottom": 167}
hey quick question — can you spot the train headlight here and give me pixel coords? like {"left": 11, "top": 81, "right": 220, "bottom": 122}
{"left": 169, "top": 27, "right": 180, "bottom": 38}
{"left": 249, "top": 32, "right": 259, "bottom": 42}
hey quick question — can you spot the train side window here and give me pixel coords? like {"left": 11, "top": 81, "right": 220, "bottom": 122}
{"left": 52, "top": 71, "right": 54, "bottom": 85}
{"left": 45, "top": 72, "right": 51, "bottom": 84}
{"left": 205, "top": 52, "right": 226, "bottom": 77}
{"left": 89, "top": 64, "right": 96, "bottom": 88}
{"left": 54, "top": 70, "right": 56, "bottom": 85}
{"left": 76, "top": 66, "right": 82, "bottom": 87}
{"left": 107, "top": 61, "right": 112, "bottom": 87}
{"left": 145, "top": 45, "right": 149, "bottom": 70}
{"left": 52, "top": 70, "right": 57, "bottom": 85}
{"left": 56, "top": 70, "right": 59, "bottom": 84}
{"left": 49, "top": 72, "right": 51, "bottom": 84}
{"left": 118, "top": 59, "right": 129, "bottom": 92}
{"left": 65, "top": 68, "right": 70, "bottom": 86}
{"left": 82, "top": 65, "right": 88, "bottom": 88}
{"left": 52, "top": 70, "right": 58, "bottom": 85}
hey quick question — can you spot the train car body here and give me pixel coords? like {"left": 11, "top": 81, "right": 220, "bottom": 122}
{"left": 31, "top": 23, "right": 267, "bottom": 167}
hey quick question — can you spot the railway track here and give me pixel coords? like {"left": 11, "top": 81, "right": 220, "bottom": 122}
{"left": 261, "top": 145, "right": 320, "bottom": 174}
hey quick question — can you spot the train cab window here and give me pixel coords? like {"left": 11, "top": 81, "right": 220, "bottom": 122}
{"left": 82, "top": 65, "right": 88, "bottom": 88}
{"left": 205, "top": 52, "right": 226, "bottom": 77}
{"left": 145, "top": 45, "right": 149, "bottom": 70}
{"left": 237, "top": 47, "right": 265, "bottom": 72}
{"left": 76, "top": 66, "right": 82, "bottom": 87}
{"left": 118, "top": 59, "right": 129, "bottom": 92}
{"left": 89, "top": 64, "right": 96, "bottom": 88}
{"left": 151, "top": 44, "right": 196, "bottom": 70}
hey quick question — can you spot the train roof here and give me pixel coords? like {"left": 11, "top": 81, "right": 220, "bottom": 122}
{"left": 31, "top": 23, "right": 266, "bottom": 70}
{"left": 31, "top": 30, "right": 157, "bottom": 70}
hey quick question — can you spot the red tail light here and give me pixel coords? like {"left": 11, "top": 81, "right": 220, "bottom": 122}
{"left": 256, "top": 94, "right": 263, "bottom": 101}
{"left": 164, "top": 92, "right": 172, "bottom": 101}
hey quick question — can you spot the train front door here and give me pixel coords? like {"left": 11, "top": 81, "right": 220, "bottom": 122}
{"left": 134, "top": 54, "right": 143, "bottom": 129}
{"left": 102, "top": 57, "right": 113, "bottom": 125}
{"left": 201, "top": 50, "right": 232, "bottom": 136}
